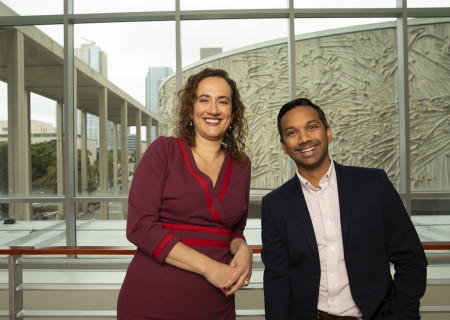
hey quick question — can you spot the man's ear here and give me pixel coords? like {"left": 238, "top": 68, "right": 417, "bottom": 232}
{"left": 326, "top": 126, "right": 332, "bottom": 143}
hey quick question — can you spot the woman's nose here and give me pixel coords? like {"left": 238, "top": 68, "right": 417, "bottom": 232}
{"left": 208, "top": 101, "right": 219, "bottom": 115}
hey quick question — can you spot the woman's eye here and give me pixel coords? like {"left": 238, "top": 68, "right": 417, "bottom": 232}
{"left": 219, "top": 100, "right": 229, "bottom": 105}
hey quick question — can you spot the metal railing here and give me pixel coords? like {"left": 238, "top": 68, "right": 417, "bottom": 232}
{"left": 0, "top": 243, "right": 449, "bottom": 319}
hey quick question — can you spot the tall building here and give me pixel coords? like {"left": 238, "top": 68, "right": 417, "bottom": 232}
{"left": 75, "top": 42, "right": 118, "bottom": 150}
{"left": 145, "top": 67, "right": 173, "bottom": 115}
{"left": 75, "top": 42, "right": 108, "bottom": 77}
{"left": 145, "top": 67, "right": 172, "bottom": 143}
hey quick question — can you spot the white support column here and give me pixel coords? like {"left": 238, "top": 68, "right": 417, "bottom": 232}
{"left": 73, "top": 71, "right": 79, "bottom": 216}
{"left": 287, "top": 0, "right": 296, "bottom": 101}
{"left": 135, "top": 109, "right": 142, "bottom": 166}
{"left": 175, "top": 0, "right": 182, "bottom": 91}
{"left": 146, "top": 117, "right": 152, "bottom": 148}
{"left": 63, "top": 0, "right": 77, "bottom": 247}
{"left": 8, "top": 254, "right": 23, "bottom": 320}
{"left": 98, "top": 87, "right": 109, "bottom": 220}
{"left": 397, "top": 0, "right": 411, "bottom": 213}
{"left": 120, "top": 101, "right": 129, "bottom": 218}
{"left": 80, "top": 110, "right": 88, "bottom": 214}
{"left": 113, "top": 122, "right": 118, "bottom": 195}
{"left": 287, "top": 0, "right": 297, "bottom": 178}
{"left": 155, "top": 120, "right": 159, "bottom": 140}
{"left": 56, "top": 101, "right": 64, "bottom": 219}
{"left": 7, "top": 29, "right": 31, "bottom": 220}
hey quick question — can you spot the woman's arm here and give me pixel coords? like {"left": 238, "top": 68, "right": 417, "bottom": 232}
{"left": 221, "top": 238, "right": 253, "bottom": 296}
{"left": 164, "top": 241, "right": 236, "bottom": 293}
{"left": 221, "top": 158, "right": 253, "bottom": 296}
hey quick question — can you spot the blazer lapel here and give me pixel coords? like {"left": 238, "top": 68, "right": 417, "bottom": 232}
{"left": 286, "top": 176, "right": 320, "bottom": 264}
{"left": 335, "top": 162, "right": 354, "bottom": 245}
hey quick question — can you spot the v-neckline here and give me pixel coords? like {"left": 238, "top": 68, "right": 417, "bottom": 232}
{"left": 184, "top": 140, "right": 229, "bottom": 191}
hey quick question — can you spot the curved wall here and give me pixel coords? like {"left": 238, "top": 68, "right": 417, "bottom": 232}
{"left": 159, "top": 20, "right": 450, "bottom": 192}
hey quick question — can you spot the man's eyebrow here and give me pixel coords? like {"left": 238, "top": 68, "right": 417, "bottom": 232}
{"left": 283, "top": 125, "right": 296, "bottom": 132}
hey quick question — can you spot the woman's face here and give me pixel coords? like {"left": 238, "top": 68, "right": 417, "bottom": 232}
{"left": 192, "top": 76, "right": 233, "bottom": 143}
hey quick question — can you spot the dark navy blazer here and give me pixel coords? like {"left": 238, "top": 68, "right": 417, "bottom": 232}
{"left": 261, "top": 162, "right": 427, "bottom": 320}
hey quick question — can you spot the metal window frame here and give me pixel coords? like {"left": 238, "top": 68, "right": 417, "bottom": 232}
{"left": 0, "top": 1, "right": 449, "bottom": 245}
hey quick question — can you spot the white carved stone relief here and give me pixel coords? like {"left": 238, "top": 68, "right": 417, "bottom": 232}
{"left": 159, "top": 21, "right": 450, "bottom": 192}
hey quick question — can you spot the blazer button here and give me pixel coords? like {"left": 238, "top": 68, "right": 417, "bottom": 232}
{"left": 307, "top": 311, "right": 315, "bottom": 318}
{"left": 312, "top": 274, "right": 319, "bottom": 280}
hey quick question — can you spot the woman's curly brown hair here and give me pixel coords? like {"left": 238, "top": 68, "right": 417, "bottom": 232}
{"left": 175, "top": 68, "right": 248, "bottom": 165}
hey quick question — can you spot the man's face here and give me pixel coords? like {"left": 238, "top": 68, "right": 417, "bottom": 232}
{"left": 280, "top": 105, "right": 332, "bottom": 174}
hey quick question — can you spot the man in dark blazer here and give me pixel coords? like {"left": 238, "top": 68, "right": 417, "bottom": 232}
{"left": 261, "top": 98, "right": 427, "bottom": 320}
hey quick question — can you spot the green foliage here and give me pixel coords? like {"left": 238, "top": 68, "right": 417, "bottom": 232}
{"left": 0, "top": 139, "right": 123, "bottom": 204}
{"left": 87, "top": 158, "right": 99, "bottom": 192}
{"left": 31, "top": 140, "right": 57, "bottom": 193}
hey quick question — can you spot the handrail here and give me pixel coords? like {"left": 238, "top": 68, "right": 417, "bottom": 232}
{"left": 0, "top": 242, "right": 448, "bottom": 255}
{"left": 1, "top": 242, "right": 449, "bottom": 319}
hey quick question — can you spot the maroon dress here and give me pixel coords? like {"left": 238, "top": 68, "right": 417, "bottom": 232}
{"left": 117, "top": 136, "right": 251, "bottom": 320}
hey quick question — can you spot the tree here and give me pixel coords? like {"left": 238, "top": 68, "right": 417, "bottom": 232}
{"left": 31, "top": 140, "right": 57, "bottom": 194}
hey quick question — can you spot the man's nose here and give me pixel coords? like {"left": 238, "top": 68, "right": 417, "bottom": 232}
{"left": 297, "top": 130, "right": 311, "bottom": 144}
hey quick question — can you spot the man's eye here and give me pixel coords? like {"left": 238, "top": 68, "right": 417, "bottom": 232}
{"left": 287, "top": 131, "right": 296, "bottom": 136}
{"left": 308, "top": 125, "right": 317, "bottom": 130}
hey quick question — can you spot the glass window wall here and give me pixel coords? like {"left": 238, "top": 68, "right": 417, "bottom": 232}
{"left": 74, "top": 1, "right": 174, "bottom": 14}
{"left": 0, "top": 1, "right": 448, "bottom": 246}
{"left": 294, "top": 18, "right": 400, "bottom": 187}
{"left": 294, "top": 0, "right": 396, "bottom": 9}
{"left": 181, "top": 0, "right": 287, "bottom": 10}
{"left": 0, "top": 0, "right": 62, "bottom": 15}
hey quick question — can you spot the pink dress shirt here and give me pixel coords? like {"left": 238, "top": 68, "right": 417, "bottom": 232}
{"left": 296, "top": 159, "right": 362, "bottom": 318}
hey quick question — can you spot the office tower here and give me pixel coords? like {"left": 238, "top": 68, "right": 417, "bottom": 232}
{"left": 145, "top": 67, "right": 172, "bottom": 143}
{"left": 75, "top": 42, "right": 118, "bottom": 150}
{"left": 145, "top": 67, "right": 173, "bottom": 115}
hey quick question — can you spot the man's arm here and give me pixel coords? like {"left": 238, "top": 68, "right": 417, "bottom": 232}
{"left": 379, "top": 170, "right": 428, "bottom": 320}
{"left": 261, "top": 196, "right": 291, "bottom": 320}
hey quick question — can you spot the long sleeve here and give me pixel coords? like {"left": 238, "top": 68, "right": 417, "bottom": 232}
{"left": 126, "top": 137, "right": 181, "bottom": 263}
{"left": 379, "top": 170, "right": 428, "bottom": 320}
{"left": 230, "top": 158, "right": 251, "bottom": 242}
{"left": 261, "top": 195, "right": 291, "bottom": 320}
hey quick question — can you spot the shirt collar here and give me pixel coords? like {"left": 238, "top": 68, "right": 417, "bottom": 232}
{"left": 296, "top": 158, "right": 334, "bottom": 192}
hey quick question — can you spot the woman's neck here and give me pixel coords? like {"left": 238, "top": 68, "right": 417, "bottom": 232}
{"left": 193, "top": 137, "right": 223, "bottom": 160}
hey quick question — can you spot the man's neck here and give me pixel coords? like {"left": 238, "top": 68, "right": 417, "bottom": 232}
{"left": 297, "top": 158, "right": 332, "bottom": 189}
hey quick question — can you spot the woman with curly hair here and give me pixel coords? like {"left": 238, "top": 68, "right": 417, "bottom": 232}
{"left": 118, "top": 68, "right": 252, "bottom": 319}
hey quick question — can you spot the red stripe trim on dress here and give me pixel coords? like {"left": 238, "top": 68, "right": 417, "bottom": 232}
{"left": 217, "top": 156, "right": 233, "bottom": 202}
{"left": 181, "top": 238, "right": 230, "bottom": 248}
{"left": 152, "top": 233, "right": 175, "bottom": 260}
{"left": 176, "top": 138, "right": 223, "bottom": 225}
{"left": 162, "top": 223, "right": 231, "bottom": 236}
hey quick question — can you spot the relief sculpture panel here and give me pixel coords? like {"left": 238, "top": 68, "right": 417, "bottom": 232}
{"left": 159, "top": 21, "right": 450, "bottom": 192}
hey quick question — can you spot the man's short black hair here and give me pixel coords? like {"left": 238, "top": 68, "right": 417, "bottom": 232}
{"left": 277, "top": 97, "right": 329, "bottom": 142}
